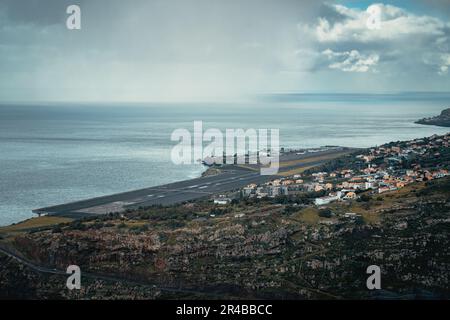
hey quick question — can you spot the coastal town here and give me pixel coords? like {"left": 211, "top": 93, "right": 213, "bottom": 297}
{"left": 226, "top": 133, "right": 450, "bottom": 208}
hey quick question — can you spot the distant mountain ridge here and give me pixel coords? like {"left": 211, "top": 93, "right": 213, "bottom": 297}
{"left": 416, "top": 108, "right": 450, "bottom": 127}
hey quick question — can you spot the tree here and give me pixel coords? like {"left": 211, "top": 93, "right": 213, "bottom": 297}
{"left": 358, "top": 194, "right": 372, "bottom": 202}
{"left": 283, "top": 205, "right": 297, "bottom": 215}
{"left": 318, "top": 208, "right": 333, "bottom": 218}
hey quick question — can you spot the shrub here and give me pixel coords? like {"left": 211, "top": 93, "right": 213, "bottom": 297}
{"left": 283, "top": 205, "right": 297, "bottom": 215}
{"left": 167, "top": 220, "right": 186, "bottom": 229}
{"left": 52, "top": 226, "right": 62, "bottom": 233}
{"left": 358, "top": 194, "right": 372, "bottom": 202}
{"left": 68, "top": 220, "right": 86, "bottom": 231}
{"left": 318, "top": 208, "right": 333, "bottom": 218}
{"left": 91, "top": 222, "right": 104, "bottom": 230}
{"left": 130, "top": 224, "right": 149, "bottom": 233}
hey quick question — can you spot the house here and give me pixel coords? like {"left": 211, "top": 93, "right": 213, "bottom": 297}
{"left": 342, "top": 181, "right": 351, "bottom": 188}
{"left": 391, "top": 146, "right": 401, "bottom": 153}
{"left": 352, "top": 183, "right": 366, "bottom": 190}
{"left": 344, "top": 212, "right": 362, "bottom": 219}
{"left": 315, "top": 192, "right": 341, "bottom": 206}
{"left": 213, "top": 196, "right": 232, "bottom": 205}
{"left": 315, "top": 197, "right": 333, "bottom": 206}
{"left": 256, "top": 187, "right": 269, "bottom": 198}
{"left": 365, "top": 182, "right": 374, "bottom": 189}
{"left": 406, "top": 170, "right": 415, "bottom": 177}
{"left": 396, "top": 181, "right": 405, "bottom": 188}
{"left": 280, "top": 186, "right": 289, "bottom": 196}
{"left": 271, "top": 179, "right": 281, "bottom": 186}
{"left": 314, "top": 185, "right": 324, "bottom": 192}
{"left": 342, "top": 192, "right": 357, "bottom": 200}
{"left": 242, "top": 186, "right": 255, "bottom": 197}
{"left": 344, "top": 212, "right": 358, "bottom": 218}
{"left": 282, "top": 180, "right": 294, "bottom": 186}
{"left": 268, "top": 186, "right": 280, "bottom": 197}
{"left": 378, "top": 186, "right": 390, "bottom": 194}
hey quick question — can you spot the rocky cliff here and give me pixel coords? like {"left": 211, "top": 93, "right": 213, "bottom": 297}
{"left": 416, "top": 108, "right": 450, "bottom": 127}
{"left": 2, "top": 177, "right": 450, "bottom": 299}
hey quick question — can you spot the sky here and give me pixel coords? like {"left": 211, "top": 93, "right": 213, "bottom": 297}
{"left": 0, "top": 0, "right": 449, "bottom": 102}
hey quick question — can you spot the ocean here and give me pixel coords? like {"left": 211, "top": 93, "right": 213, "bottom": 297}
{"left": 1, "top": 94, "right": 449, "bottom": 226}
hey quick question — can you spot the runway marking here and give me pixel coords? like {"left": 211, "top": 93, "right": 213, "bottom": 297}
{"left": 34, "top": 170, "right": 265, "bottom": 213}
{"left": 160, "top": 172, "right": 257, "bottom": 192}
{"left": 166, "top": 174, "right": 263, "bottom": 192}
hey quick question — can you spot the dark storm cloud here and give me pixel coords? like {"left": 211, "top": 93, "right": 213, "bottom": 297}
{"left": 0, "top": 0, "right": 329, "bottom": 102}
{"left": 1, "top": 0, "right": 324, "bottom": 27}
{"left": 317, "top": 2, "right": 348, "bottom": 25}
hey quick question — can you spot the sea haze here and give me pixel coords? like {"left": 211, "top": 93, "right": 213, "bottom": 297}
{"left": 0, "top": 94, "right": 449, "bottom": 226}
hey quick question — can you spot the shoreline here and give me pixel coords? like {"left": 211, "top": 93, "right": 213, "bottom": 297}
{"left": 415, "top": 107, "right": 450, "bottom": 127}
{"left": 0, "top": 164, "right": 209, "bottom": 228}
{"left": 2, "top": 127, "right": 450, "bottom": 228}
{"left": 31, "top": 147, "right": 354, "bottom": 219}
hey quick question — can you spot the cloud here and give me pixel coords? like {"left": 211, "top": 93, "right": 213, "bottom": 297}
{"left": 297, "top": 3, "right": 450, "bottom": 77}
{"left": 0, "top": 1, "right": 449, "bottom": 101}
{"left": 314, "top": 4, "right": 447, "bottom": 43}
{"left": 322, "top": 49, "right": 379, "bottom": 72}
{"left": 437, "top": 54, "right": 450, "bottom": 75}
{"left": 0, "top": 0, "right": 326, "bottom": 102}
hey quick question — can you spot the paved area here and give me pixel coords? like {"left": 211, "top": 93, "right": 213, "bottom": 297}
{"left": 33, "top": 147, "right": 355, "bottom": 217}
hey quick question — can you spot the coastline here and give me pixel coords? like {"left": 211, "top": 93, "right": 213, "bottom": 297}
{"left": 2, "top": 102, "right": 450, "bottom": 227}
{"left": 1, "top": 131, "right": 449, "bottom": 300}
{"left": 1, "top": 128, "right": 447, "bottom": 229}
{"left": 2, "top": 130, "right": 450, "bottom": 229}
{"left": 415, "top": 107, "right": 450, "bottom": 127}
{"left": 30, "top": 147, "right": 355, "bottom": 220}
{"left": 0, "top": 165, "right": 209, "bottom": 228}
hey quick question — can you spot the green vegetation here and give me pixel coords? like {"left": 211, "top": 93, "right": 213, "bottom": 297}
{"left": 318, "top": 208, "right": 333, "bottom": 218}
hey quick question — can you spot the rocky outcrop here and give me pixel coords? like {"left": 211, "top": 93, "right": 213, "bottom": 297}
{"left": 416, "top": 108, "right": 450, "bottom": 127}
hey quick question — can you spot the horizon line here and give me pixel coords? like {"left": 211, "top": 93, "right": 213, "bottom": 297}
{"left": 1, "top": 91, "right": 450, "bottom": 106}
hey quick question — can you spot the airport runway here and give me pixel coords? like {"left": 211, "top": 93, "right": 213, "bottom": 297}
{"left": 33, "top": 167, "right": 274, "bottom": 218}
{"left": 33, "top": 147, "right": 356, "bottom": 218}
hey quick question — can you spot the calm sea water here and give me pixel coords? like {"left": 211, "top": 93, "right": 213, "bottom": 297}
{"left": 1, "top": 94, "right": 449, "bottom": 226}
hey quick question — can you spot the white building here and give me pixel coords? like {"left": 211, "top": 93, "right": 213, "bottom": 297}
{"left": 314, "top": 191, "right": 342, "bottom": 206}
{"left": 213, "top": 196, "right": 232, "bottom": 205}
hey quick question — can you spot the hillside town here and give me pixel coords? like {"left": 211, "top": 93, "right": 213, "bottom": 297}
{"left": 236, "top": 133, "right": 450, "bottom": 206}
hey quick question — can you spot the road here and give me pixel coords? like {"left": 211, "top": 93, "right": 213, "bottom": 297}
{"left": 0, "top": 245, "right": 341, "bottom": 299}
{"left": 33, "top": 166, "right": 276, "bottom": 217}
{"left": 0, "top": 246, "right": 242, "bottom": 298}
